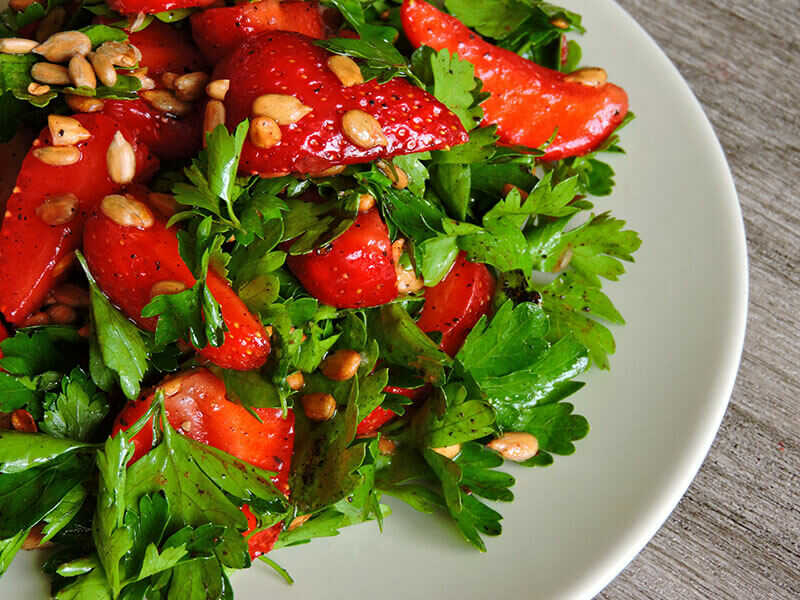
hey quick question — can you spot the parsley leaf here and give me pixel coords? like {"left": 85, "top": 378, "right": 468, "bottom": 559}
{"left": 452, "top": 300, "right": 591, "bottom": 465}
{"left": 443, "top": 0, "right": 584, "bottom": 69}
{"left": 456, "top": 301, "right": 551, "bottom": 380}
{"left": 172, "top": 121, "right": 252, "bottom": 229}
{"left": 0, "top": 439, "right": 94, "bottom": 539}
{"left": 420, "top": 444, "right": 512, "bottom": 552}
{"left": 410, "top": 46, "right": 486, "bottom": 131}
{"left": 546, "top": 112, "right": 635, "bottom": 197}
{"left": 412, "top": 383, "right": 495, "bottom": 448}
{"left": 0, "top": 531, "right": 29, "bottom": 577}
{"left": 86, "top": 393, "right": 288, "bottom": 596}
{"left": 318, "top": 0, "right": 416, "bottom": 84}
{"left": 281, "top": 192, "right": 359, "bottom": 255}
{"left": 289, "top": 376, "right": 368, "bottom": 513}
{"left": 0, "top": 53, "right": 56, "bottom": 107}
{"left": 0, "top": 432, "right": 95, "bottom": 475}
{"left": 78, "top": 252, "right": 149, "bottom": 400}
{"left": 444, "top": 0, "right": 534, "bottom": 39}
{"left": 455, "top": 299, "right": 588, "bottom": 420}
{"left": 0, "top": 24, "right": 138, "bottom": 108}
{"left": 518, "top": 400, "right": 589, "bottom": 466}
{"left": 0, "top": 326, "right": 81, "bottom": 377}
{"left": 142, "top": 217, "right": 228, "bottom": 350}
{"left": 275, "top": 442, "right": 390, "bottom": 550}
{"left": 40, "top": 368, "right": 110, "bottom": 442}
{"left": 94, "top": 427, "right": 134, "bottom": 596}
{"left": 78, "top": 24, "right": 128, "bottom": 46}
{"left": 526, "top": 212, "right": 641, "bottom": 368}
{"left": 124, "top": 396, "right": 289, "bottom": 531}
{"left": 367, "top": 303, "right": 453, "bottom": 386}
{"left": 0, "top": 373, "right": 37, "bottom": 413}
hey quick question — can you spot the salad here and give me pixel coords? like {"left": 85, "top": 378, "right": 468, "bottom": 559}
{"left": 0, "top": 0, "right": 641, "bottom": 597}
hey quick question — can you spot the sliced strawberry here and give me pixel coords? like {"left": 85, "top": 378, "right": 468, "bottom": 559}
{"left": 0, "top": 322, "right": 7, "bottom": 362}
{"left": 401, "top": 0, "right": 629, "bottom": 160}
{"left": 242, "top": 506, "right": 283, "bottom": 558}
{"left": 356, "top": 405, "right": 397, "bottom": 438}
{"left": 103, "top": 99, "right": 203, "bottom": 160}
{"left": 113, "top": 368, "right": 294, "bottom": 558}
{"left": 100, "top": 21, "right": 207, "bottom": 160}
{"left": 212, "top": 31, "right": 468, "bottom": 176}
{"left": 286, "top": 207, "right": 398, "bottom": 309}
{"left": 108, "top": 0, "right": 216, "bottom": 16}
{"left": 83, "top": 189, "right": 270, "bottom": 370}
{"left": 127, "top": 19, "right": 207, "bottom": 76}
{"left": 0, "top": 114, "right": 158, "bottom": 326}
{"left": 416, "top": 253, "right": 495, "bottom": 356}
{"left": 191, "top": 0, "right": 325, "bottom": 65}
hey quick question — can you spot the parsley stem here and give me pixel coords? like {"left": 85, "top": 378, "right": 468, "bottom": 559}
{"left": 259, "top": 556, "right": 294, "bottom": 585}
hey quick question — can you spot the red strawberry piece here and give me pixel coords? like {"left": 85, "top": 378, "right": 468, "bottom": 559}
{"left": 83, "top": 189, "right": 270, "bottom": 370}
{"left": 0, "top": 321, "right": 7, "bottom": 362}
{"left": 356, "top": 405, "right": 397, "bottom": 438}
{"left": 103, "top": 98, "right": 203, "bottom": 160}
{"left": 112, "top": 368, "right": 294, "bottom": 558}
{"left": 242, "top": 506, "right": 283, "bottom": 559}
{"left": 416, "top": 252, "right": 495, "bottom": 357}
{"left": 286, "top": 207, "right": 398, "bottom": 309}
{"left": 128, "top": 19, "right": 207, "bottom": 76}
{"left": 191, "top": 0, "right": 326, "bottom": 65}
{"left": 212, "top": 31, "right": 468, "bottom": 176}
{"left": 108, "top": 0, "right": 216, "bottom": 16}
{"left": 401, "top": 0, "right": 629, "bottom": 160}
{"left": 100, "top": 21, "right": 207, "bottom": 160}
{"left": 0, "top": 113, "right": 158, "bottom": 325}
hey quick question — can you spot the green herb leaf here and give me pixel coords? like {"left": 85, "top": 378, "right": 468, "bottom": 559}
{"left": 289, "top": 377, "right": 366, "bottom": 513}
{"left": 125, "top": 407, "right": 288, "bottom": 531}
{"left": 526, "top": 212, "right": 641, "bottom": 368}
{"left": 0, "top": 530, "right": 29, "bottom": 576}
{"left": 78, "top": 24, "right": 128, "bottom": 46}
{"left": 78, "top": 252, "right": 149, "bottom": 400}
{"left": 318, "top": 0, "right": 414, "bottom": 84}
{"left": 413, "top": 384, "right": 495, "bottom": 448}
{"left": 0, "top": 326, "right": 81, "bottom": 376}
{"left": 517, "top": 401, "right": 589, "bottom": 466}
{"left": 0, "top": 447, "right": 94, "bottom": 539}
{"left": 40, "top": 483, "right": 88, "bottom": 544}
{"left": 0, "top": 432, "right": 95, "bottom": 475}
{"left": 142, "top": 218, "right": 228, "bottom": 350}
{"left": 455, "top": 300, "right": 589, "bottom": 439}
{"left": 367, "top": 303, "right": 452, "bottom": 386}
{"left": 0, "top": 373, "right": 37, "bottom": 412}
{"left": 40, "top": 368, "right": 110, "bottom": 442}
{"left": 282, "top": 194, "right": 358, "bottom": 255}
{"left": 410, "top": 46, "right": 486, "bottom": 131}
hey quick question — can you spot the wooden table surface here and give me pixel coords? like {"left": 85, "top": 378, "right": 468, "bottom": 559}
{"left": 598, "top": 1, "right": 799, "bottom": 598}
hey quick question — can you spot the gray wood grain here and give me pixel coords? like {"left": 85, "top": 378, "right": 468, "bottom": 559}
{"left": 599, "top": 1, "right": 800, "bottom": 598}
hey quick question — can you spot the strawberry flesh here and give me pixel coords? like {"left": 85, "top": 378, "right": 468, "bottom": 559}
{"left": 213, "top": 31, "right": 469, "bottom": 176}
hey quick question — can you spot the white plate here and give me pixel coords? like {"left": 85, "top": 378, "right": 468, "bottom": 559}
{"left": 3, "top": 0, "right": 747, "bottom": 598}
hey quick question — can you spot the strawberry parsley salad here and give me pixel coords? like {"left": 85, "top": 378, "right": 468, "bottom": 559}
{"left": 0, "top": 0, "right": 641, "bottom": 596}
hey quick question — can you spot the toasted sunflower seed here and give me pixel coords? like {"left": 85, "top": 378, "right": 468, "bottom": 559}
{"left": 251, "top": 94, "right": 313, "bottom": 125}
{"left": 35, "top": 193, "right": 79, "bottom": 226}
{"left": 32, "top": 145, "right": 81, "bottom": 166}
{"left": 33, "top": 30, "right": 91, "bottom": 63}
{"left": 0, "top": 37, "right": 38, "bottom": 54}
{"left": 342, "top": 109, "right": 387, "bottom": 149}
{"left": 100, "top": 194, "right": 154, "bottom": 229}
{"left": 564, "top": 67, "right": 608, "bottom": 86}
{"left": 48, "top": 115, "right": 91, "bottom": 146}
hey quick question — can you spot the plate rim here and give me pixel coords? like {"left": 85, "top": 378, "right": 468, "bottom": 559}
{"left": 573, "top": 1, "right": 749, "bottom": 597}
